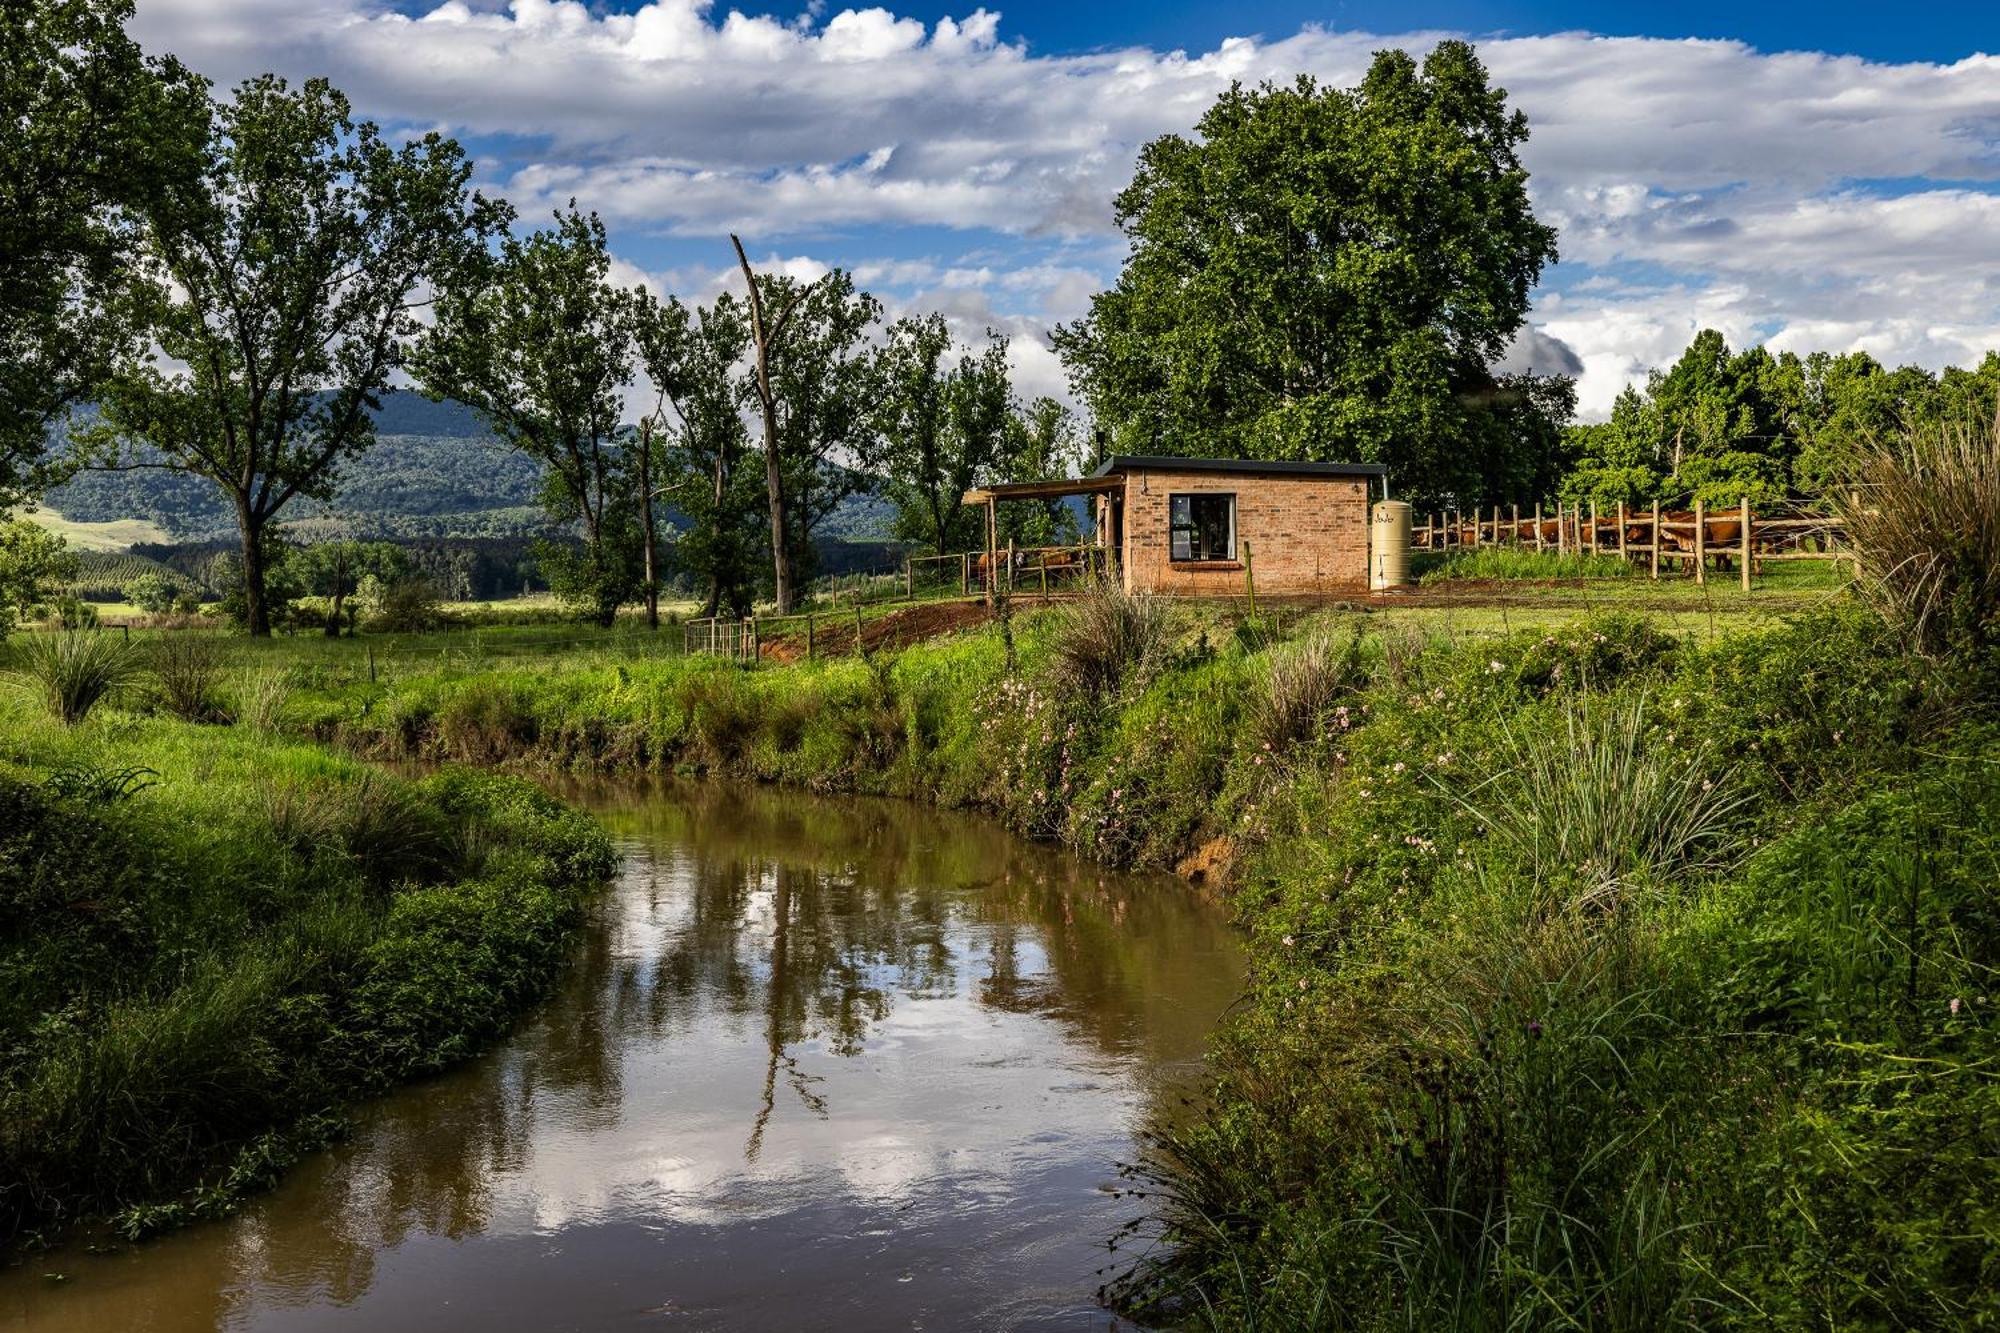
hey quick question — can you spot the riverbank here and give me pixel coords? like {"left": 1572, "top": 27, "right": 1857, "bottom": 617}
{"left": 280, "top": 587, "right": 1997, "bottom": 1327}
{"left": 0, "top": 707, "right": 616, "bottom": 1255}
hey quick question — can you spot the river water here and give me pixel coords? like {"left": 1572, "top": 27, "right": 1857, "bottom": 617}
{"left": 4, "top": 780, "right": 1244, "bottom": 1332}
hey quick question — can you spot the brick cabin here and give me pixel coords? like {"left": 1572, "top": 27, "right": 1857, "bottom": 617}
{"left": 963, "top": 455, "right": 1389, "bottom": 598}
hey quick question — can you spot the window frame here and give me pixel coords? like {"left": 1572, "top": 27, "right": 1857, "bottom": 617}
{"left": 1167, "top": 491, "right": 1238, "bottom": 563}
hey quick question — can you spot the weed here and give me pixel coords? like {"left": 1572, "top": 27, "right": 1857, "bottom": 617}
{"left": 1051, "top": 577, "right": 1171, "bottom": 701}
{"left": 149, "top": 632, "right": 233, "bottom": 722}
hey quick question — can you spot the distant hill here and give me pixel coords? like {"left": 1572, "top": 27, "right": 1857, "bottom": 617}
{"left": 42, "top": 390, "right": 895, "bottom": 545}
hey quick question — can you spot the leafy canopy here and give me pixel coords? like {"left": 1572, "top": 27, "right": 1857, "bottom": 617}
{"left": 1054, "top": 42, "right": 1559, "bottom": 503}
{"left": 0, "top": 0, "right": 204, "bottom": 504}
{"left": 96, "top": 74, "right": 504, "bottom": 633}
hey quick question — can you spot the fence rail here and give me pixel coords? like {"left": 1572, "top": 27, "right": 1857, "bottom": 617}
{"left": 1412, "top": 498, "right": 1852, "bottom": 588}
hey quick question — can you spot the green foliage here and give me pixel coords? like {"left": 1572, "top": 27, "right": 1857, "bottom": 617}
{"left": 362, "top": 575, "right": 444, "bottom": 633}
{"left": 1054, "top": 43, "right": 1563, "bottom": 504}
{"left": 0, "top": 0, "right": 204, "bottom": 498}
{"left": 122, "top": 570, "right": 181, "bottom": 614}
{"left": 876, "top": 313, "right": 1015, "bottom": 554}
{"left": 1562, "top": 333, "right": 2000, "bottom": 506}
{"left": 7, "top": 628, "right": 137, "bottom": 723}
{"left": 0, "top": 725, "right": 613, "bottom": 1250}
{"left": 96, "top": 74, "right": 506, "bottom": 634}
{"left": 0, "top": 519, "right": 80, "bottom": 631}
{"left": 417, "top": 208, "right": 642, "bottom": 627}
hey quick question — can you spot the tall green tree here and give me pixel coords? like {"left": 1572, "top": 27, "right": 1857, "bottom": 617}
{"left": 284, "top": 538, "right": 407, "bottom": 634}
{"left": 0, "top": 0, "right": 203, "bottom": 505}
{"left": 634, "top": 290, "right": 758, "bottom": 618}
{"left": 416, "top": 209, "right": 644, "bottom": 627}
{"left": 756, "top": 269, "right": 882, "bottom": 588}
{"left": 1053, "top": 42, "right": 1561, "bottom": 503}
{"left": 876, "top": 316, "right": 1013, "bottom": 554}
{"left": 96, "top": 75, "right": 503, "bottom": 634}
{"left": 996, "top": 397, "right": 1082, "bottom": 548}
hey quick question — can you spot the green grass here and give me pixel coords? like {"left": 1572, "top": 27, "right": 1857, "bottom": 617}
{"left": 242, "top": 577, "right": 1999, "bottom": 1329}
{"left": 0, "top": 700, "right": 615, "bottom": 1253}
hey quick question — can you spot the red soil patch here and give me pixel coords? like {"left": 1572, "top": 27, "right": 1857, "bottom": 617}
{"left": 759, "top": 600, "right": 995, "bottom": 662}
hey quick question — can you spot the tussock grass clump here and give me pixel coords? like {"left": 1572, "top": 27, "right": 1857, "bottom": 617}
{"left": 1834, "top": 410, "right": 2000, "bottom": 657}
{"left": 1254, "top": 627, "right": 1369, "bottom": 753}
{"left": 1051, "top": 577, "right": 1171, "bottom": 700}
{"left": 236, "top": 667, "right": 294, "bottom": 733}
{"left": 1459, "top": 694, "right": 1747, "bottom": 900}
{"left": 7, "top": 630, "right": 138, "bottom": 724}
{"left": 149, "top": 633, "right": 233, "bottom": 722}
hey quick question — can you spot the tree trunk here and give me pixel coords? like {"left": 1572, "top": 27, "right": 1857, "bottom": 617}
{"left": 639, "top": 420, "right": 659, "bottom": 630}
{"left": 734, "top": 234, "right": 815, "bottom": 617}
{"left": 237, "top": 506, "right": 270, "bottom": 637}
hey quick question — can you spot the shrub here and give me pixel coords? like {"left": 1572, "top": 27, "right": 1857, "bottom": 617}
{"left": 437, "top": 678, "right": 540, "bottom": 763}
{"left": 1050, "top": 577, "right": 1171, "bottom": 701}
{"left": 124, "top": 573, "right": 183, "bottom": 615}
{"left": 7, "top": 630, "right": 138, "bottom": 724}
{"left": 149, "top": 633, "right": 233, "bottom": 722}
{"left": 366, "top": 576, "right": 444, "bottom": 633}
{"left": 1833, "top": 410, "right": 2000, "bottom": 658}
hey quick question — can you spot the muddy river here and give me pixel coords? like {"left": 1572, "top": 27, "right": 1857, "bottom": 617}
{"left": 4, "top": 780, "right": 1243, "bottom": 1331}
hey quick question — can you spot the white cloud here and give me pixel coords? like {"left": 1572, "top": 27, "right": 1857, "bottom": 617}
{"left": 131, "top": 2, "right": 2000, "bottom": 417}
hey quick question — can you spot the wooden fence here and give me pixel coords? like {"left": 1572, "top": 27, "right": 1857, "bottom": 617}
{"left": 905, "top": 542, "right": 1116, "bottom": 600}
{"left": 1412, "top": 498, "right": 1852, "bottom": 589}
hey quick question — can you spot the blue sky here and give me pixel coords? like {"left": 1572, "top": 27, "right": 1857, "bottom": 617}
{"left": 132, "top": 1, "right": 2000, "bottom": 416}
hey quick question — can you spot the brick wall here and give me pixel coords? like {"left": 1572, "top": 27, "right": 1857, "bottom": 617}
{"left": 1118, "top": 468, "right": 1371, "bottom": 597}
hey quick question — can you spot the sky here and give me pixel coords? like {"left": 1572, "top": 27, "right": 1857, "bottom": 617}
{"left": 128, "top": 0, "right": 2000, "bottom": 420}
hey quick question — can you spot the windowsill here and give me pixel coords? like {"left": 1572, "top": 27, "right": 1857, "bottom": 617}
{"left": 1167, "top": 559, "right": 1244, "bottom": 570}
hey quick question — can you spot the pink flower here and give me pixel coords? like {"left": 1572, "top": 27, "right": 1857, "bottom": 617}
{"left": 1950, "top": 997, "right": 1962, "bottom": 1016}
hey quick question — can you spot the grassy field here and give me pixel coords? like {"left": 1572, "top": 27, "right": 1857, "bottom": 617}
{"left": 25, "top": 509, "right": 173, "bottom": 553}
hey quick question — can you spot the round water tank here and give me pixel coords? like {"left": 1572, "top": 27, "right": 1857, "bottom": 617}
{"left": 1371, "top": 500, "right": 1412, "bottom": 591}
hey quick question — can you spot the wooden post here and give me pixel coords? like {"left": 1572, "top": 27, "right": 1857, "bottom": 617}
{"left": 1693, "top": 497, "right": 1707, "bottom": 584}
{"left": 1510, "top": 503, "right": 1519, "bottom": 545}
{"left": 1650, "top": 500, "right": 1660, "bottom": 579}
{"left": 1004, "top": 539, "right": 1015, "bottom": 596}
{"left": 1534, "top": 501, "right": 1544, "bottom": 551}
{"left": 1617, "top": 502, "right": 1627, "bottom": 557}
{"left": 1558, "top": 505, "right": 1567, "bottom": 555}
{"left": 959, "top": 552, "right": 968, "bottom": 597}
{"left": 1741, "top": 495, "right": 1752, "bottom": 592}
{"left": 1589, "top": 499, "right": 1600, "bottom": 555}
{"left": 367, "top": 645, "right": 376, "bottom": 684}
{"left": 904, "top": 557, "right": 913, "bottom": 601}
{"left": 807, "top": 611, "right": 816, "bottom": 661}
{"left": 1039, "top": 554, "right": 1048, "bottom": 599}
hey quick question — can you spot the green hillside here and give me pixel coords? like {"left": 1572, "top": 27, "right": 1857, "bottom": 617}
{"left": 44, "top": 389, "right": 894, "bottom": 545}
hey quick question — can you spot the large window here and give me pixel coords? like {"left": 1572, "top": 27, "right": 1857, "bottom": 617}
{"left": 1169, "top": 492, "right": 1236, "bottom": 561}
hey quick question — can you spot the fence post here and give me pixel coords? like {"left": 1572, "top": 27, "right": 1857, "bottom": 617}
{"left": 1557, "top": 505, "right": 1567, "bottom": 555}
{"left": 1693, "top": 498, "right": 1707, "bottom": 585}
{"left": 807, "top": 611, "right": 816, "bottom": 661}
{"left": 1534, "top": 501, "right": 1543, "bottom": 551}
{"left": 1616, "top": 502, "right": 1627, "bottom": 558}
{"left": 368, "top": 645, "right": 376, "bottom": 684}
{"left": 1510, "top": 503, "right": 1519, "bottom": 545}
{"left": 1741, "top": 495, "right": 1753, "bottom": 592}
{"left": 1650, "top": 500, "right": 1660, "bottom": 579}
{"left": 904, "top": 557, "right": 913, "bottom": 601}
{"left": 1589, "top": 499, "right": 1600, "bottom": 555}
{"left": 959, "top": 552, "right": 968, "bottom": 597}
{"left": 1005, "top": 539, "right": 1015, "bottom": 596}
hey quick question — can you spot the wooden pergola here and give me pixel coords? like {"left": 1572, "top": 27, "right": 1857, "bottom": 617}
{"left": 961, "top": 475, "right": 1125, "bottom": 605}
